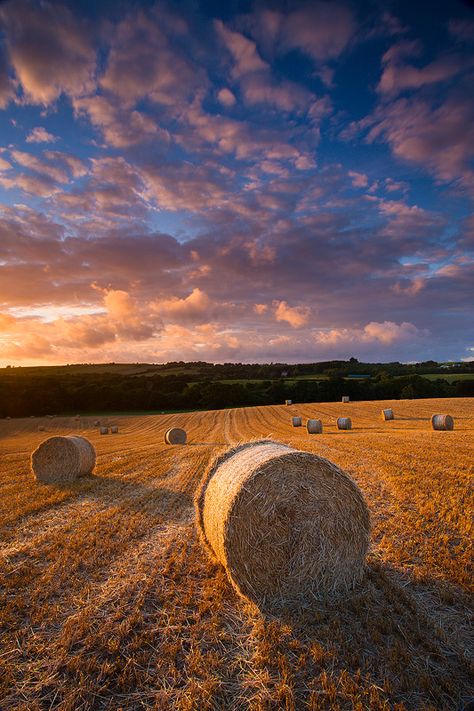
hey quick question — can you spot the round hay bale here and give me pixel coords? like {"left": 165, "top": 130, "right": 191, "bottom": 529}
{"left": 165, "top": 427, "right": 187, "bottom": 444}
{"left": 307, "top": 419, "right": 323, "bottom": 434}
{"left": 93, "top": 420, "right": 100, "bottom": 427}
{"left": 31, "top": 435, "right": 96, "bottom": 484}
{"left": 195, "top": 440, "right": 370, "bottom": 611}
{"left": 337, "top": 417, "right": 352, "bottom": 430}
{"left": 381, "top": 408, "right": 394, "bottom": 421}
{"left": 291, "top": 416, "right": 302, "bottom": 427}
{"left": 342, "top": 396, "right": 350, "bottom": 403}
{"left": 431, "top": 414, "right": 454, "bottom": 431}
{"left": 110, "top": 425, "right": 119, "bottom": 434}
{"left": 285, "top": 399, "right": 292, "bottom": 406}
{"left": 100, "top": 426, "right": 109, "bottom": 435}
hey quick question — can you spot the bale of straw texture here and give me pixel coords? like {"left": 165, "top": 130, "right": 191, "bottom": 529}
{"left": 165, "top": 427, "right": 187, "bottom": 444}
{"left": 381, "top": 408, "right": 394, "bottom": 421}
{"left": 307, "top": 419, "right": 323, "bottom": 434}
{"left": 31, "top": 435, "right": 96, "bottom": 484}
{"left": 110, "top": 425, "right": 119, "bottom": 434}
{"left": 195, "top": 440, "right": 370, "bottom": 611}
{"left": 285, "top": 399, "right": 292, "bottom": 406}
{"left": 342, "top": 396, "right": 350, "bottom": 403}
{"left": 431, "top": 414, "right": 454, "bottom": 431}
{"left": 337, "top": 417, "right": 352, "bottom": 430}
{"left": 292, "top": 416, "right": 302, "bottom": 427}
{"left": 100, "top": 426, "right": 109, "bottom": 435}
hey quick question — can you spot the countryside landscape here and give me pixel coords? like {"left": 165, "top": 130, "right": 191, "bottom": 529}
{"left": 0, "top": 396, "right": 472, "bottom": 709}
{"left": 0, "top": 0, "right": 473, "bottom": 708}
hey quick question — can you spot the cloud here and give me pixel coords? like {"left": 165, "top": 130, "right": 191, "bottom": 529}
{"left": 215, "top": 20, "right": 268, "bottom": 79}
{"left": 0, "top": 0, "right": 97, "bottom": 104}
{"left": 73, "top": 95, "right": 165, "bottom": 148}
{"left": 217, "top": 88, "right": 236, "bottom": 107}
{"left": 364, "top": 90, "right": 474, "bottom": 191}
{"left": 215, "top": 20, "right": 313, "bottom": 113}
{"left": 378, "top": 41, "right": 466, "bottom": 96}
{"left": 99, "top": 9, "right": 201, "bottom": 108}
{"left": 151, "top": 288, "right": 213, "bottom": 323}
{"left": 348, "top": 170, "right": 368, "bottom": 188}
{"left": 247, "top": 3, "right": 355, "bottom": 63}
{"left": 315, "top": 321, "right": 424, "bottom": 346}
{"left": 26, "top": 127, "right": 59, "bottom": 143}
{"left": 0, "top": 41, "right": 16, "bottom": 108}
{"left": 273, "top": 300, "right": 311, "bottom": 328}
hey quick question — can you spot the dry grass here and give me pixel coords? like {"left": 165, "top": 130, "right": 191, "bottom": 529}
{"left": 0, "top": 398, "right": 473, "bottom": 710}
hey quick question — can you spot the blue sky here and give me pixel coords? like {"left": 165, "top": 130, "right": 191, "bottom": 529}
{"left": 0, "top": 0, "right": 473, "bottom": 365}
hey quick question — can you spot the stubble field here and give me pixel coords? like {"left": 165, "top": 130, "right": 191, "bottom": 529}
{"left": 0, "top": 398, "right": 473, "bottom": 710}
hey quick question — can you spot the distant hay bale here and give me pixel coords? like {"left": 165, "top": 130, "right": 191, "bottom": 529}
{"left": 31, "top": 435, "right": 96, "bottom": 484}
{"left": 307, "top": 419, "right": 323, "bottom": 434}
{"left": 100, "top": 426, "right": 109, "bottom": 435}
{"left": 382, "top": 408, "right": 394, "bottom": 421}
{"left": 93, "top": 420, "right": 100, "bottom": 427}
{"left": 195, "top": 440, "right": 370, "bottom": 611}
{"left": 342, "top": 396, "right": 350, "bottom": 403}
{"left": 38, "top": 425, "right": 45, "bottom": 432}
{"left": 431, "top": 414, "right": 454, "bottom": 431}
{"left": 291, "top": 416, "right": 302, "bottom": 427}
{"left": 337, "top": 417, "right": 352, "bottom": 430}
{"left": 165, "top": 427, "right": 187, "bottom": 444}
{"left": 285, "top": 399, "right": 292, "bottom": 406}
{"left": 110, "top": 425, "right": 119, "bottom": 434}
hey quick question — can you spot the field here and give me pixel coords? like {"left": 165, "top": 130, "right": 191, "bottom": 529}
{"left": 1, "top": 398, "right": 473, "bottom": 710}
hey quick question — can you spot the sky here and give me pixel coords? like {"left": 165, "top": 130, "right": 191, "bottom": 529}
{"left": 0, "top": 0, "right": 473, "bottom": 366}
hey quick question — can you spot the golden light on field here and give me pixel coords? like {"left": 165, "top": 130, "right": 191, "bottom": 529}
{"left": 1, "top": 397, "right": 473, "bottom": 709}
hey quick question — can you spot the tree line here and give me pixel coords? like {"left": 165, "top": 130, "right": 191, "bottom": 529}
{"left": 1, "top": 365, "right": 473, "bottom": 418}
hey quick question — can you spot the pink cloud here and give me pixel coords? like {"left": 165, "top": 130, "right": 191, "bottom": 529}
{"left": 151, "top": 288, "right": 215, "bottom": 323}
{"left": 247, "top": 4, "right": 355, "bottom": 63}
{"left": 378, "top": 41, "right": 466, "bottom": 96}
{"left": 100, "top": 9, "right": 200, "bottom": 108}
{"left": 348, "top": 170, "right": 368, "bottom": 188}
{"left": 0, "top": 45, "right": 16, "bottom": 108}
{"left": 217, "top": 88, "right": 236, "bottom": 107}
{"left": 273, "top": 300, "right": 311, "bottom": 328}
{"left": 215, "top": 20, "right": 268, "bottom": 78}
{"left": 73, "top": 95, "right": 165, "bottom": 148}
{"left": 315, "top": 320, "right": 424, "bottom": 347}
{"left": 26, "top": 127, "right": 59, "bottom": 143}
{"left": 0, "top": 0, "right": 97, "bottom": 104}
{"left": 365, "top": 93, "right": 474, "bottom": 191}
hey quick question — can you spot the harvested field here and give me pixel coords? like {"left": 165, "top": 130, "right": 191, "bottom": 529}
{"left": 0, "top": 398, "right": 473, "bottom": 710}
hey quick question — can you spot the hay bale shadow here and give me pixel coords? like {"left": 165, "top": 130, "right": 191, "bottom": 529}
{"left": 261, "top": 561, "right": 473, "bottom": 709}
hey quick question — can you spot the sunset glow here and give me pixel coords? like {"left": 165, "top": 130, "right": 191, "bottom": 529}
{"left": 0, "top": 0, "right": 473, "bottom": 365}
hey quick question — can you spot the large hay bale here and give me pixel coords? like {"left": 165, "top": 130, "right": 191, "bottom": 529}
{"left": 431, "top": 414, "right": 454, "bottom": 431}
{"left": 285, "top": 399, "right": 292, "bottom": 406}
{"left": 196, "top": 440, "right": 370, "bottom": 611}
{"left": 31, "top": 435, "right": 96, "bottom": 484}
{"left": 381, "top": 408, "right": 394, "bottom": 421}
{"left": 100, "top": 426, "right": 109, "bottom": 435}
{"left": 110, "top": 425, "right": 119, "bottom": 434}
{"left": 291, "top": 416, "right": 302, "bottom": 427}
{"left": 342, "top": 396, "right": 350, "bottom": 403}
{"left": 307, "top": 419, "right": 323, "bottom": 434}
{"left": 165, "top": 427, "right": 187, "bottom": 444}
{"left": 337, "top": 417, "right": 352, "bottom": 430}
